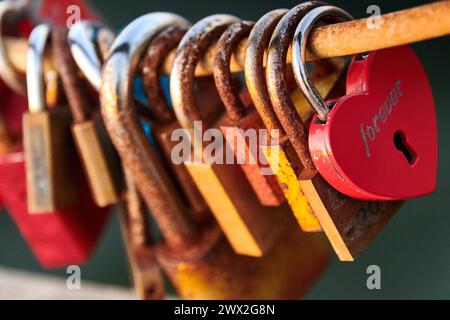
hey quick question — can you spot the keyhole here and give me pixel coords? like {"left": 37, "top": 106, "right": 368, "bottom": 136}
{"left": 394, "top": 131, "right": 416, "bottom": 165}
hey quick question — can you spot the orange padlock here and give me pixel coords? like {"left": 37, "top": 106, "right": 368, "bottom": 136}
{"left": 213, "top": 20, "right": 285, "bottom": 207}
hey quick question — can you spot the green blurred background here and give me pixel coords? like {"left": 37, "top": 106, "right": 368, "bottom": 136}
{"left": 0, "top": 0, "right": 449, "bottom": 299}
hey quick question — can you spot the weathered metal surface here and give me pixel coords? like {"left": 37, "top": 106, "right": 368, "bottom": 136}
{"left": 170, "top": 15, "right": 293, "bottom": 256}
{"left": 52, "top": 26, "right": 119, "bottom": 207}
{"left": 213, "top": 21, "right": 285, "bottom": 206}
{"left": 244, "top": 9, "right": 322, "bottom": 232}
{"left": 118, "top": 170, "right": 165, "bottom": 300}
{"left": 158, "top": 222, "right": 330, "bottom": 300}
{"left": 141, "top": 26, "right": 208, "bottom": 219}
{"left": 102, "top": 13, "right": 331, "bottom": 299}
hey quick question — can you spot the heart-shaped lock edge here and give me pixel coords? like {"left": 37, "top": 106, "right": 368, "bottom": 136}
{"left": 309, "top": 45, "right": 438, "bottom": 200}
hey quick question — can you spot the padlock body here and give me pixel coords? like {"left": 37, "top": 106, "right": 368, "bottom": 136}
{"left": 185, "top": 116, "right": 295, "bottom": 257}
{"left": 157, "top": 224, "right": 330, "bottom": 299}
{"left": 153, "top": 121, "right": 208, "bottom": 219}
{"left": 23, "top": 108, "right": 75, "bottom": 212}
{"left": 300, "top": 174, "right": 404, "bottom": 261}
{"left": 309, "top": 46, "right": 437, "bottom": 200}
{"left": 262, "top": 142, "right": 322, "bottom": 232}
{"left": 255, "top": 69, "right": 345, "bottom": 231}
{"left": 220, "top": 110, "right": 286, "bottom": 206}
{"left": 72, "top": 113, "right": 120, "bottom": 207}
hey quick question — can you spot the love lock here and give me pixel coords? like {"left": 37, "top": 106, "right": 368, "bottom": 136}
{"left": 2, "top": 24, "right": 109, "bottom": 268}
{"left": 54, "top": 23, "right": 121, "bottom": 207}
{"left": 266, "top": 4, "right": 404, "bottom": 261}
{"left": 66, "top": 21, "right": 166, "bottom": 299}
{"left": 140, "top": 25, "right": 209, "bottom": 220}
{"left": 291, "top": 7, "right": 438, "bottom": 201}
{"left": 23, "top": 24, "right": 77, "bottom": 212}
{"left": 213, "top": 20, "right": 285, "bottom": 207}
{"left": 100, "top": 12, "right": 330, "bottom": 299}
{"left": 245, "top": 5, "right": 341, "bottom": 232}
{"left": 170, "top": 15, "right": 295, "bottom": 257}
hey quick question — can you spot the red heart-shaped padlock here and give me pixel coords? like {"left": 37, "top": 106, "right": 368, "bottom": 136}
{"left": 309, "top": 45, "right": 438, "bottom": 200}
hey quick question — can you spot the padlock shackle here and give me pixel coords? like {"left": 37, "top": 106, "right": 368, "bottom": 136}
{"left": 266, "top": 2, "right": 329, "bottom": 179}
{"left": 26, "top": 23, "right": 50, "bottom": 113}
{"left": 68, "top": 21, "right": 107, "bottom": 91}
{"left": 170, "top": 14, "right": 240, "bottom": 130}
{"left": 141, "top": 25, "right": 187, "bottom": 124}
{"left": 52, "top": 27, "right": 93, "bottom": 123}
{"left": 0, "top": 0, "right": 29, "bottom": 94}
{"left": 244, "top": 9, "right": 288, "bottom": 134}
{"left": 292, "top": 5, "right": 353, "bottom": 122}
{"left": 213, "top": 21, "right": 254, "bottom": 123}
{"left": 100, "top": 13, "right": 199, "bottom": 250}
{"left": 67, "top": 21, "right": 154, "bottom": 122}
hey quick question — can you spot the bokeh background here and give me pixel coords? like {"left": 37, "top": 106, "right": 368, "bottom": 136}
{"left": 0, "top": 0, "right": 449, "bottom": 299}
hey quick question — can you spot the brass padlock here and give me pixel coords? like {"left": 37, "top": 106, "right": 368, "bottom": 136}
{"left": 100, "top": 13, "right": 330, "bottom": 299}
{"left": 265, "top": 4, "right": 403, "bottom": 261}
{"left": 244, "top": 7, "right": 337, "bottom": 232}
{"left": 213, "top": 20, "right": 285, "bottom": 207}
{"left": 170, "top": 14, "right": 294, "bottom": 257}
{"left": 140, "top": 25, "right": 208, "bottom": 219}
{"left": 51, "top": 24, "right": 120, "bottom": 207}
{"left": 23, "top": 24, "right": 76, "bottom": 213}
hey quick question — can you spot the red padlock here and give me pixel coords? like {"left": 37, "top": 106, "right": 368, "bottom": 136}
{"left": 292, "top": 6, "right": 438, "bottom": 201}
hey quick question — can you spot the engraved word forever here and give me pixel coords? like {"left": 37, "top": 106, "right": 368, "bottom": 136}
{"left": 360, "top": 80, "right": 403, "bottom": 157}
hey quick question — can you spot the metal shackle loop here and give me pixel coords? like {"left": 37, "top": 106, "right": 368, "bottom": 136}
{"left": 0, "top": 0, "right": 30, "bottom": 94}
{"left": 170, "top": 14, "right": 240, "bottom": 130}
{"left": 100, "top": 13, "right": 196, "bottom": 249}
{"left": 244, "top": 9, "right": 288, "bottom": 134}
{"left": 266, "top": 1, "right": 327, "bottom": 178}
{"left": 53, "top": 26, "right": 93, "bottom": 123}
{"left": 213, "top": 20, "right": 254, "bottom": 123}
{"left": 292, "top": 5, "right": 353, "bottom": 122}
{"left": 68, "top": 21, "right": 109, "bottom": 91}
{"left": 141, "top": 25, "right": 187, "bottom": 124}
{"left": 26, "top": 23, "right": 51, "bottom": 113}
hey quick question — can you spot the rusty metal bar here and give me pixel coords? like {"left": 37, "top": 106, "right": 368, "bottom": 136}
{"left": 4, "top": 1, "right": 450, "bottom": 77}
